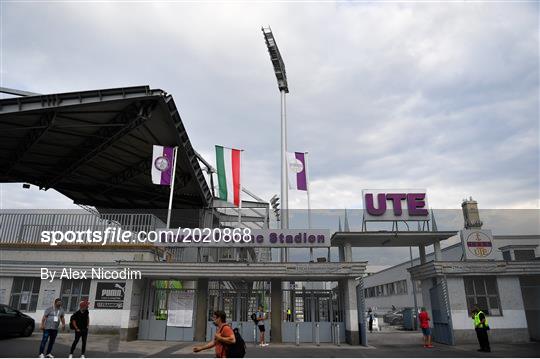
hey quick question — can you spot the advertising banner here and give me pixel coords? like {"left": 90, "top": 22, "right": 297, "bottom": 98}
{"left": 94, "top": 282, "right": 126, "bottom": 309}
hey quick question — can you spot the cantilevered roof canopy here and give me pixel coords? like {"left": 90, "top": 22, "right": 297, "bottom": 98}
{"left": 331, "top": 231, "right": 458, "bottom": 247}
{"left": 0, "top": 86, "right": 212, "bottom": 209}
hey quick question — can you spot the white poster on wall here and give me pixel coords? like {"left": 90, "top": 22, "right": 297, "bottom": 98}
{"left": 20, "top": 291, "right": 30, "bottom": 304}
{"left": 167, "top": 291, "right": 194, "bottom": 327}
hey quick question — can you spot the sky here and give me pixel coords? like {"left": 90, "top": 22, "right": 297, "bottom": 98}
{"left": 1, "top": 3, "right": 538, "bottom": 214}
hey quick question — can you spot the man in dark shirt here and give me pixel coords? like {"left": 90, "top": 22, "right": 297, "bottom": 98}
{"left": 69, "top": 300, "right": 90, "bottom": 358}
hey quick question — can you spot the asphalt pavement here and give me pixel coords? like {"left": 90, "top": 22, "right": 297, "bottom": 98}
{"left": 1, "top": 331, "right": 538, "bottom": 358}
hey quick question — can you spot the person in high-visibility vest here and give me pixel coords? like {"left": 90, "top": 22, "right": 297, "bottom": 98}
{"left": 472, "top": 306, "right": 491, "bottom": 352}
{"left": 286, "top": 308, "right": 292, "bottom": 322}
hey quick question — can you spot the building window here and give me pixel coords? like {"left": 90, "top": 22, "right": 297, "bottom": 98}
{"left": 60, "top": 280, "right": 91, "bottom": 313}
{"left": 514, "top": 250, "right": 535, "bottom": 261}
{"left": 464, "top": 276, "right": 502, "bottom": 316}
{"left": 10, "top": 277, "right": 41, "bottom": 312}
{"left": 502, "top": 251, "right": 511, "bottom": 261}
{"left": 396, "top": 280, "right": 408, "bottom": 294}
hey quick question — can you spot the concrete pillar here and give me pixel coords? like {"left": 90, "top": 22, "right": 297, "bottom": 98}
{"left": 419, "top": 245, "right": 426, "bottom": 264}
{"left": 344, "top": 243, "right": 353, "bottom": 262}
{"left": 271, "top": 279, "right": 282, "bottom": 343}
{"left": 194, "top": 278, "right": 208, "bottom": 341}
{"left": 338, "top": 245, "right": 345, "bottom": 262}
{"left": 341, "top": 279, "right": 360, "bottom": 345}
{"left": 433, "top": 241, "right": 442, "bottom": 261}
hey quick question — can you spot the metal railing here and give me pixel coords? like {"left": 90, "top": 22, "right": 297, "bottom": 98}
{"left": 0, "top": 211, "right": 163, "bottom": 244}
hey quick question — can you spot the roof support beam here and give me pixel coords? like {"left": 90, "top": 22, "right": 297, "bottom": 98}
{"left": 45, "top": 101, "right": 155, "bottom": 189}
{"left": 4, "top": 111, "right": 56, "bottom": 175}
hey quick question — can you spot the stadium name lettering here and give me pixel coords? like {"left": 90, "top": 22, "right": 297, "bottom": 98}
{"left": 364, "top": 192, "right": 428, "bottom": 216}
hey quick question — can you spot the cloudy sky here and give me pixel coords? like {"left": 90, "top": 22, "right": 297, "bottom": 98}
{"left": 1, "top": 1, "right": 538, "bottom": 213}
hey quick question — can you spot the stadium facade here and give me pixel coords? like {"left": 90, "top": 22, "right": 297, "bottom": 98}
{"left": 0, "top": 87, "right": 539, "bottom": 346}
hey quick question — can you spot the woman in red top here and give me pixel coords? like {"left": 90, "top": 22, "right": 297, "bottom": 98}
{"left": 418, "top": 307, "right": 433, "bottom": 348}
{"left": 193, "top": 310, "right": 236, "bottom": 358}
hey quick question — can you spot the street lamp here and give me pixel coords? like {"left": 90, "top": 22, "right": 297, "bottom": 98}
{"left": 262, "top": 26, "right": 289, "bottom": 232}
{"left": 270, "top": 194, "right": 280, "bottom": 222}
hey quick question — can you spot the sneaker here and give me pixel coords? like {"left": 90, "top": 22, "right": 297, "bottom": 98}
{"left": 45, "top": 354, "right": 54, "bottom": 359}
{"left": 68, "top": 355, "right": 73, "bottom": 359}
{"left": 38, "top": 355, "right": 45, "bottom": 358}
{"left": 81, "top": 355, "right": 86, "bottom": 358}
{"left": 263, "top": 343, "right": 269, "bottom": 347}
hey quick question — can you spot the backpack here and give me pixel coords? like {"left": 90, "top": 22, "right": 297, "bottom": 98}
{"left": 69, "top": 313, "right": 76, "bottom": 330}
{"left": 226, "top": 327, "right": 246, "bottom": 358}
{"left": 250, "top": 312, "right": 258, "bottom": 324}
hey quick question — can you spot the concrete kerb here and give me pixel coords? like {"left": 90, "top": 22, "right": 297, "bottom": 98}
{"left": 173, "top": 342, "right": 377, "bottom": 355}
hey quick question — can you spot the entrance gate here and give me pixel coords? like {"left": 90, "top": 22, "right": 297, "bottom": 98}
{"left": 138, "top": 280, "right": 196, "bottom": 341}
{"left": 205, "top": 284, "right": 270, "bottom": 343}
{"left": 282, "top": 289, "right": 345, "bottom": 343}
{"left": 429, "top": 280, "right": 455, "bottom": 345}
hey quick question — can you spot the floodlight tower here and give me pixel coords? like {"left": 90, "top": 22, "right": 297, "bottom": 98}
{"left": 262, "top": 26, "right": 289, "bottom": 231}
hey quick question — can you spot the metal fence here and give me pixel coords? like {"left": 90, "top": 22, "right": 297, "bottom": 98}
{"left": 0, "top": 210, "right": 163, "bottom": 244}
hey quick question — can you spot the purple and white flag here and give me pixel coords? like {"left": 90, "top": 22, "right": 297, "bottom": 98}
{"left": 287, "top": 151, "right": 308, "bottom": 191}
{"left": 151, "top": 145, "right": 175, "bottom": 185}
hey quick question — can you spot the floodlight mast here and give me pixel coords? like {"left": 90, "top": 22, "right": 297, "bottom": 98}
{"left": 262, "top": 26, "right": 289, "bottom": 237}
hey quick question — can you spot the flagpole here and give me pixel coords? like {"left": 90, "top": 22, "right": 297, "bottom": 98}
{"left": 305, "top": 151, "right": 313, "bottom": 262}
{"left": 166, "top": 146, "right": 179, "bottom": 229}
{"left": 238, "top": 150, "right": 242, "bottom": 227}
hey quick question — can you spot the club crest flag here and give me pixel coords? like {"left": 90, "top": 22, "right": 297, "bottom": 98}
{"left": 215, "top": 145, "right": 242, "bottom": 206}
{"left": 151, "top": 145, "right": 175, "bottom": 185}
{"left": 287, "top": 152, "right": 308, "bottom": 191}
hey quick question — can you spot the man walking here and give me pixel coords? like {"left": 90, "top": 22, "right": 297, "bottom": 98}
{"left": 472, "top": 306, "right": 491, "bottom": 352}
{"left": 193, "top": 310, "right": 236, "bottom": 358}
{"left": 256, "top": 305, "right": 268, "bottom": 347}
{"left": 418, "top": 307, "right": 433, "bottom": 348}
{"left": 368, "top": 309, "right": 374, "bottom": 333}
{"left": 69, "top": 300, "right": 90, "bottom": 358}
{"left": 39, "top": 298, "right": 65, "bottom": 358}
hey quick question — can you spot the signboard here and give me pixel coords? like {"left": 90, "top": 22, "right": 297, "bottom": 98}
{"left": 155, "top": 229, "right": 331, "bottom": 248}
{"left": 460, "top": 229, "right": 497, "bottom": 260}
{"left": 362, "top": 189, "right": 429, "bottom": 222}
{"left": 94, "top": 282, "right": 125, "bottom": 309}
{"left": 167, "top": 291, "right": 194, "bottom": 327}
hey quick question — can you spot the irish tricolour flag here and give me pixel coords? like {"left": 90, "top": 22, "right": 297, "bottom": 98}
{"left": 215, "top": 145, "right": 242, "bottom": 206}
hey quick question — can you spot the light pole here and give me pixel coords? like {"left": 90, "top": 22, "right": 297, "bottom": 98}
{"left": 262, "top": 26, "right": 289, "bottom": 236}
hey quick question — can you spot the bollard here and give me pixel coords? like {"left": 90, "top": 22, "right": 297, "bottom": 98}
{"left": 315, "top": 323, "right": 320, "bottom": 346}
{"left": 295, "top": 322, "right": 300, "bottom": 346}
{"left": 253, "top": 324, "right": 257, "bottom": 345}
{"left": 336, "top": 323, "right": 341, "bottom": 346}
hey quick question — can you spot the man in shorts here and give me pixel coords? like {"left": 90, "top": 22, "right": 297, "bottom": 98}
{"left": 418, "top": 307, "right": 433, "bottom": 348}
{"left": 256, "top": 305, "right": 268, "bottom": 347}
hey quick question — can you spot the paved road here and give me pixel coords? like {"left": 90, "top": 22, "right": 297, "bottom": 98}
{"left": 1, "top": 332, "right": 538, "bottom": 357}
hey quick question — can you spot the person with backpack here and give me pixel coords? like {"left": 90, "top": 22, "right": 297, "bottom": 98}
{"left": 193, "top": 310, "right": 245, "bottom": 358}
{"left": 68, "top": 300, "right": 90, "bottom": 358}
{"left": 255, "top": 305, "right": 268, "bottom": 347}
